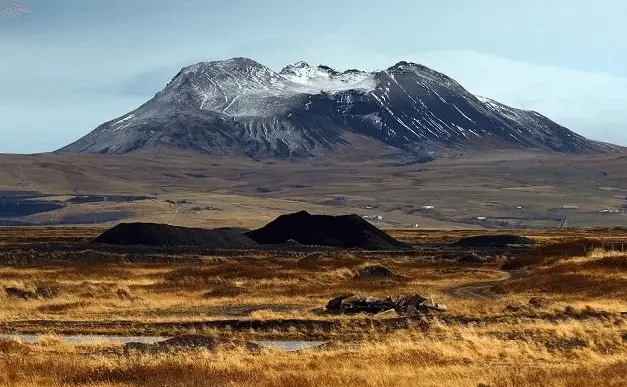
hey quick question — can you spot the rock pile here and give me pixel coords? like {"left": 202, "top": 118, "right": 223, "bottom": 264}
{"left": 324, "top": 294, "right": 447, "bottom": 316}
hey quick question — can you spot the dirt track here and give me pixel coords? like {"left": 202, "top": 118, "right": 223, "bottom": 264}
{"left": 443, "top": 270, "right": 511, "bottom": 300}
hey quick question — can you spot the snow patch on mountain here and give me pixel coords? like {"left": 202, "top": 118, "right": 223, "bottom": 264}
{"left": 280, "top": 62, "right": 376, "bottom": 93}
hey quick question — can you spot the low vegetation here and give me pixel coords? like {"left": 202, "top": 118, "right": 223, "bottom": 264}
{"left": 0, "top": 227, "right": 625, "bottom": 386}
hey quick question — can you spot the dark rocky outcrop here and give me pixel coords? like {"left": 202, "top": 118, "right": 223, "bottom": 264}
{"left": 453, "top": 234, "right": 534, "bottom": 248}
{"left": 246, "top": 211, "right": 407, "bottom": 250}
{"left": 93, "top": 222, "right": 258, "bottom": 248}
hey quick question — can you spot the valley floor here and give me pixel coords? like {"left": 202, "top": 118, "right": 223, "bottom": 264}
{"left": 1, "top": 150, "right": 627, "bottom": 229}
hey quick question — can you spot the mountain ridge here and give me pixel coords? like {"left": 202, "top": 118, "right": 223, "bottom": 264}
{"left": 57, "top": 57, "right": 617, "bottom": 158}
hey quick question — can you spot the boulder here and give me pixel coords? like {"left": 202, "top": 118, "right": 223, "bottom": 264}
{"left": 325, "top": 294, "right": 355, "bottom": 311}
{"left": 355, "top": 265, "right": 405, "bottom": 280}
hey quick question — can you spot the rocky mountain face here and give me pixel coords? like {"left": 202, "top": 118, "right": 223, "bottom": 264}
{"left": 57, "top": 57, "right": 613, "bottom": 158}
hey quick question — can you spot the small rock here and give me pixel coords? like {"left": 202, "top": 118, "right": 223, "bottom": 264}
{"left": 245, "top": 341, "right": 264, "bottom": 353}
{"left": 528, "top": 297, "right": 549, "bottom": 308}
{"left": 35, "top": 283, "right": 60, "bottom": 299}
{"left": 405, "top": 305, "right": 419, "bottom": 316}
{"left": 420, "top": 298, "right": 448, "bottom": 312}
{"left": 117, "top": 289, "right": 133, "bottom": 301}
{"left": 503, "top": 305, "right": 523, "bottom": 313}
{"left": 355, "top": 265, "right": 405, "bottom": 280}
{"left": 395, "top": 294, "right": 428, "bottom": 309}
{"left": 375, "top": 309, "right": 399, "bottom": 318}
{"left": 5, "top": 287, "right": 37, "bottom": 300}
{"left": 340, "top": 295, "right": 362, "bottom": 308}
{"left": 459, "top": 253, "right": 484, "bottom": 264}
{"left": 123, "top": 342, "right": 151, "bottom": 354}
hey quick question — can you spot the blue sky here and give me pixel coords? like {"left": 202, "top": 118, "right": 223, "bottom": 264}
{"left": 1, "top": 0, "right": 627, "bottom": 153}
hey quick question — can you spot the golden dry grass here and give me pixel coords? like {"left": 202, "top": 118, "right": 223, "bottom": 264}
{"left": 0, "top": 228, "right": 625, "bottom": 386}
{"left": 0, "top": 321, "right": 625, "bottom": 387}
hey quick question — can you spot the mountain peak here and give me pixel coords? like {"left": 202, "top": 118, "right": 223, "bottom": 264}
{"left": 386, "top": 61, "right": 446, "bottom": 76}
{"left": 57, "top": 57, "right": 613, "bottom": 157}
{"left": 181, "top": 57, "right": 269, "bottom": 74}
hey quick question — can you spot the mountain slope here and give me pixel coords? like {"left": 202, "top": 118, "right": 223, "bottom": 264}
{"left": 58, "top": 58, "right": 613, "bottom": 157}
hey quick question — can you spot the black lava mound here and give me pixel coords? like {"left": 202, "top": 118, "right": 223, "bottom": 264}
{"left": 453, "top": 234, "right": 534, "bottom": 248}
{"left": 93, "top": 223, "right": 258, "bottom": 248}
{"left": 246, "top": 211, "right": 407, "bottom": 250}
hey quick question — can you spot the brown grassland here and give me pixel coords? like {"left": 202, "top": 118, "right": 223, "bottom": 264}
{"left": 0, "top": 227, "right": 625, "bottom": 386}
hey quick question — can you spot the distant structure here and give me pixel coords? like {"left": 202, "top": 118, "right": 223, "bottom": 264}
{"left": 559, "top": 215, "right": 569, "bottom": 229}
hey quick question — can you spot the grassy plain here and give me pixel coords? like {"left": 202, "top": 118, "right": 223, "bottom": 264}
{"left": 0, "top": 227, "right": 625, "bottom": 386}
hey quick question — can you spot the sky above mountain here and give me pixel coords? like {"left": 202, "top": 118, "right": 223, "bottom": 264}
{"left": 1, "top": 0, "right": 626, "bottom": 153}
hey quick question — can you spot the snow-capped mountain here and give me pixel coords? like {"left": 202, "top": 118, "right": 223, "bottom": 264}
{"left": 57, "top": 57, "right": 613, "bottom": 157}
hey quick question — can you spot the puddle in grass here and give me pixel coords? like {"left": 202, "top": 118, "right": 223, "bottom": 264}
{"left": 0, "top": 334, "right": 168, "bottom": 345}
{"left": 249, "top": 340, "right": 328, "bottom": 351}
